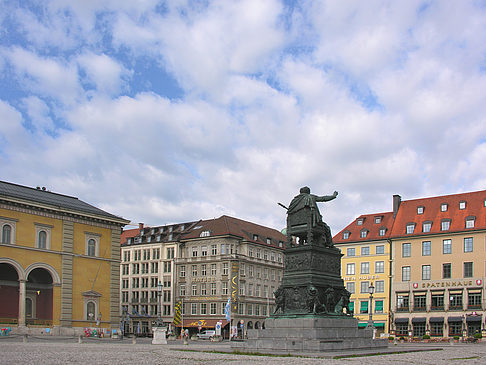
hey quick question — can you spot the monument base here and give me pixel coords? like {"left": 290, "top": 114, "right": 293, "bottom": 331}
{"left": 231, "top": 316, "right": 387, "bottom": 353}
{"left": 152, "top": 327, "right": 167, "bottom": 345}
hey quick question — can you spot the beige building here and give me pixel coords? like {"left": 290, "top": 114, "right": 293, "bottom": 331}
{"left": 391, "top": 191, "right": 486, "bottom": 339}
{"left": 176, "top": 215, "right": 285, "bottom": 337}
{"left": 120, "top": 221, "right": 196, "bottom": 335}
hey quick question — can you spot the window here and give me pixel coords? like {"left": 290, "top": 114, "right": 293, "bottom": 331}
{"left": 1, "top": 223, "right": 13, "bottom": 244}
{"left": 465, "top": 217, "right": 475, "bottom": 228}
{"left": 459, "top": 201, "right": 466, "bottom": 210}
{"left": 360, "top": 301, "right": 369, "bottom": 314}
{"left": 443, "top": 263, "right": 451, "bottom": 278}
{"left": 222, "top": 263, "right": 229, "bottom": 275}
{"left": 211, "top": 244, "right": 217, "bottom": 255}
{"left": 200, "top": 283, "right": 207, "bottom": 295}
{"left": 422, "top": 222, "right": 431, "bottom": 233}
{"left": 86, "top": 301, "right": 96, "bottom": 321}
{"left": 343, "top": 231, "right": 350, "bottom": 239}
{"left": 375, "top": 300, "right": 384, "bottom": 313}
{"left": 87, "top": 239, "right": 96, "bottom": 256}
{"left": 431, "top": 293, "right": 444, "bottom": 310}
{"left": 417, "top": 206, "right": 424, "bottom": 214}
{"left": 211, "top": 264, "right": 217, "bottom": 276}
{"left": 192, "top": 284, "right": 197, "bottom": 296}
{"left": 180, "top": 285, "right": 186, "bottom": 296}
{"left": 151, "top": 262, "right": 158, "bottom": 274}
{"left": 167, "top": 247, "right": 175, "bottom": 259}
{"left": 346, "top": 263, "right": 355, "bottom": 275}
{"left": 255, "top": 285, "right": 261, "bottom": 297}
{"left": 430, "top": 321, "right": 443, "bottom": 336}
{"left": 210, "top": 302, "right": 217, "bottom": 315}
{"left": 201, "top": 246, "right": 208, "bottom": 256}
{"left": 163, "top": 261, "right": 171, "bottom": 273}
{"left": 192, "top": 247, "right": 198, "bottom": 257}
{"left": 200, "top": 230, "right": 210, "bottom": 237}
{"left": 375, "top": 280, "right": 385, "bottom": 293}
{"left": 376, "top": 245, "right": 385, "bottom": 255}
{"left": 464, "top": 237, "right": 473, "bottom": 252}
{"left": 346, "top": 282, "right": 355, "bottom": 294}
{"left": 248, "top": 247, "right": 253, "bottom": 257}
{"left": 201, "top": 264, "right": 207, "bottom": 276}
{"left": 180, "top": 265, "right": 186, "bottom": 277}
{"left": 211, "top": 283, "right": 216, "bottom": 295}
{"left": 192, "top": 265, "right": 197, "bottom": 276}
{"left": 422, "top": 241, "right": 431, "bottom": 256}
{"left": 38, "top": 231, "right": 47, "bottom": 248}
{"left": 375, "top": 261, "right": 384, "bottom": 273}
{"left": 449, "top": 321, "right": 462, "bottom": 336}
{"left": 347, "top": 248, "right": 355, "bottom": 256}
{"left": 357, "top": 219, "right": 363, "bottom": 225}
{"left": 413, "top": 322, "right": 426, "bottom": 337}
{"left": 464, "top": 262, "right": 473, "bottom": 278}
{"left": 402, "top": 266, "right": 411, "bottom": 281}
{"left": 379, "top": 228, "right": 386, "bottom": 236}
{"left": 468, "top": 292, "right": 481, "bottom": 309}
{"left": 248, "top": 284, "right": 253, "bottom": 296}
{"left": 191, "top": 303, "right": 197, "bottom": 315}
{"left": 374, "top": 216, "right": 382, "bottom": 224}
{"left": 361, "top": 246, "right": 370, "bottom": 256}
{"left": 360, "top": 281, "right": 369, "bottom": 294}
{"left": 422, "top": 265, "right": 431, "bottom": 280}
{"left": 441, "top": 203, "right": 448, "bottom": 212}
{"left": 360, "top": 230, "right": 368, "bottom": 238}
{"left": 449, "top": 292, "right": 463, "bottom": 310}
{"left": 406, "top": 224, "right": 415, "bottom": 234}
{"left": 441, "top": 220, "right": 450, "bottom": 231}
{"left": 132, "top": 263, "right": 139, "bottom": 275}
{"left": 443, "top": 239, "right": 452, "bottom": 254}
{"left": 35, "top": 225, "right": 52, "bottom": 249}
{"left": 402, "top": 243, "right": 411, "bottom": 257}
{"left": 397, "top": 293, "right": 409, "bottom": 311}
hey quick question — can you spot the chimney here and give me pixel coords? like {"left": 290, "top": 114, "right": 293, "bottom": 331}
{"left": 393, "top": 195, "right": 401, "bottom": 218}
{"left": 139, "top": 223, "right": 144, "bottom": 232}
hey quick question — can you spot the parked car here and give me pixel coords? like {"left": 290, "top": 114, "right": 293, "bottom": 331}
{"left": 196, "top": 330, "right": 216, "bottom": 340}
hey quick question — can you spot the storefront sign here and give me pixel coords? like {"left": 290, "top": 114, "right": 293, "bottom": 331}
{"left": 420, "top": 279, "right": 481, "bottom": 289}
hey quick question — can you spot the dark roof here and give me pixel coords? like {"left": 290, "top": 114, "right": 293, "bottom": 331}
{"left": 0, "top": 180, "right": 128, "bottom": 223}
{"left": 181, "top": 215, "right": 286, "bottom": 248}
{"left": 334, "top": 212, "right": 394, "bottom": 244}
{"left": 122, "top": 221, "right": 199, "bottom": 246}
{"left": 391, "top": 190, "right": 486, "bottom": 237}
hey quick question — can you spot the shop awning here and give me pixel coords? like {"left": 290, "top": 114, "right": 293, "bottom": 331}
{"left": 447, "top": 317, "right": 463, "bottom": 322}
{"left": 466, "top": 315, "right": 482, "bottom": 322}
{"left": 429, "top": 317, "right": 444, "bottom": 323}
{"left": 357, "top": 322, "right": 385, "bottom": 328}
{"left": 175, "top": 318, "right": 229, "bottom": 328}
{"left": 395, "top": 318, "right": 409, "bottom": 323}
{"left": 412, "top": 317, "right": 426, "bottom": 323}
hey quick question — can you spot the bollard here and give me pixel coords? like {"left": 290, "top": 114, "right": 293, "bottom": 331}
{"left": 132, "top": 336, "right": 136, "bottom": 344}
{"left": 23, "top": 334, "right": 28, "bottom": 343}
{"left": 78, "top": 335, "right": 83, "bottom": 344}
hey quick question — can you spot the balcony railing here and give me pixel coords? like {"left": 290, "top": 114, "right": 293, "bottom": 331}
{"left": 449, "top": 305, "right": 463, "bottom": 311}
{"left": 397, "top": 306, "right": 409, "bottom": 312}
{"left": 467, "top": 304, "right": 481, "bottom": 310}
{"left": 413, "top": 305, "right": 426, "bottom": 312}
{"left": 430, "top": 305, "right": 444, "bottom": 311}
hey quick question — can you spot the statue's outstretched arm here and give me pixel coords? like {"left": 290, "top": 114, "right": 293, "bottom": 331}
{"left": 315, "top": 191, "right": 338, "bottom": 202}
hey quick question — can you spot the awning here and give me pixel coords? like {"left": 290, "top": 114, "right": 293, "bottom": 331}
{"left": 412, "top": 317, "right": 426, "bottom": 323}
{"left": 413, "top": 292, "right": 426, "bottom": 296}
{"left": 358, "top": 322, "right": 385, "bottom": 328}
{"left": 395, "top": 318, "right": 409, "bottom": 323}
{"left": 466, "top": 316, "right": 482, "bottom": 322}
{"left": 468, "top": 289, "right": 482, "bottom": 294}
{"left": 429, "top": 317, "right": 444, "bottom": 323}
{"left": 175, "top": 318, "right": 229, "bottom": 328}
{"left": 448, "top": 317, "right": 463, "bottom": 322}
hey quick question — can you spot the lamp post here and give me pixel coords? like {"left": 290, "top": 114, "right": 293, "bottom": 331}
{"left": 367, "top": 282, "right": 375, "bottom": 331}
{"left": 157, "top": 281, "right": 163, "bottom": 327}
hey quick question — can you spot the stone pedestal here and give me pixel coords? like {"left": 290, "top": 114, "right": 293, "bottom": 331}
{"left": 231, "top": 316, "right": 387, "bottom": 353}
{"left": 152, "top": 327, "right": 167, "bottom": 345}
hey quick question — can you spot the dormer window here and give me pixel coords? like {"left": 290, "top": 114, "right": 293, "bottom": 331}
{"left": 253, "top": 234, "right": 258, "bottom": 241}
{"left": 379, "top": 228, "right": 386, "bottom": 236}
{"left": 422, "top": 221, "right": 432, "bottom": 233}
{"left": 360, "top": 230, "right": 368, "bottom": 238}
{"left": 459, "top": 201, "right": 466, "bottom": 210}
{"left": 357, "top": 218, "right": 364, "bottom": 225}
{"left": 406, "top": 223, "right": 415, "bottom": 234}
{"left": 374, "top": 216, "right": 382, "bottom": 224}
{"left": 417, "top": 206, "right": 424, "bottom": 214}
{"left": 441, "top": 219, "right": 451, "bottom": 231}
{"left": 441, "top": 203, "right": 448, "bottom": 212}
{"left": 343, "top": 231, "right": 350, "bottom": 239}
{"left": 200, "top": 230, "right": 210, "bottom": 237}
{"left": 465, "top": 217, "right": 475, "bottom": 229}
{"left": 278, "top": 241, "right": 283, "bottom": 247}
{"left": 266, "top": 238, "right": 271, "bottom": 245}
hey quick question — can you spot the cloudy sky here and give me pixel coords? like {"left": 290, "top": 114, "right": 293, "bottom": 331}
{"left": 1, "top": 0, "right": 486, "bottom": 233}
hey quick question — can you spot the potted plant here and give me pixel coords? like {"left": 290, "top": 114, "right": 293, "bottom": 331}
{"left": 422, "top": 334, "right": 431, "bottom": 343}
{"left": 453, "top": 335, "right": 460, "bottom": 343}
{"left": 388, "top": 336, "right": 394, "bottom": 342}
{"left": 474, "top": 333, "right": 482, "bottom": 342}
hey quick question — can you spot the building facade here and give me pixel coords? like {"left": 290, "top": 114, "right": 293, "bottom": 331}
{"left": 176, "top": 215, "right": 285, "bottom": 337}
{"left": 120, "top": 221, "right": 196, "bottom": 336}
{"left": 334, "top": 212, "right": 393, "bottom": 335}
{"left": 0, "top": 180, "right": 129, "bottom": 335}
{"left": 391, "top": 192, "right": 486, "bottom": 339}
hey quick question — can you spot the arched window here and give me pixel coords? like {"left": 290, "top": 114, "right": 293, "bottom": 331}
{"left": 87, "top": 239, "right": 96, "bottom": 256}
{"left": 2, "top": 224, "right": 11, "bottom": 244}
{"left": 38, "top": 230, "right": 47, "bottom": 249}
{"left": 87, "top": 301, "right": 96, "bottom": 321}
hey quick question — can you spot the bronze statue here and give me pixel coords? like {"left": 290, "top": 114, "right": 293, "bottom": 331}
{"left": 287, "top": 187, "right": 338, "bottom": 227}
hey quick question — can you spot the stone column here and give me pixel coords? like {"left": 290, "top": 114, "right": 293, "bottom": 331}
{"left": 18, "top": 279, "right": 26, "bottom": 326}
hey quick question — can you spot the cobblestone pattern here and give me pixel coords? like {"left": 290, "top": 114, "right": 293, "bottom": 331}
{"left": 1, "top": 337, "right": 485, "bottom": 364}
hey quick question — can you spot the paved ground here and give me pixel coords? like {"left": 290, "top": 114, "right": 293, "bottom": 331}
{"left": 1, "top": 335, "right": 485, "bottom": 364}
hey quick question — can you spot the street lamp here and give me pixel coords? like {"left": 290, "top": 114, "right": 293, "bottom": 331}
{"left": 367, "top": 282, "right": 375, "bottom": 331}
{"left": 157, "top": 281, "right": 163, "bottom": 327}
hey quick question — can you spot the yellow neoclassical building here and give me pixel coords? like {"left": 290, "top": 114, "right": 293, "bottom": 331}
{"left": 334, "top": 212, "right": 394, "bottom": 336}
{"left": 0, "top": 180, "right": 129, "bottom": 335}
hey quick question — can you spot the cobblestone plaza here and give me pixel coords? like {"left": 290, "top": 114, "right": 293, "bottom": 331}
{"left": 1, "top": 336, "right": 485, "bottom": 364}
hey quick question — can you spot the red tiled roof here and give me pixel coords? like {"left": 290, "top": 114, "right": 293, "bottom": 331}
{"left": 121, "top": 228, "right": 139, "bottom": 245}
{"left": 390, "top": 190, "right": 486, "bottom": 237}
{"left": 333, "top": 212, "right": 394, "bottom": 244}
{"left": 181, "top": 215, "right": 286, "bottom": 248}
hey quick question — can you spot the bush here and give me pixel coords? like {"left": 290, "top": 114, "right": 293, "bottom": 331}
{"left": 388, "top": 336, "right": 394, "bottom": 341}
{"left": 474, "top": 333, "right": 482, "bottom": 339}
{"left": 453, "top": 336, "right": 460, "bottom": 341}
{"left": 422, "top": 335, "right": 431, "bottom": 340}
